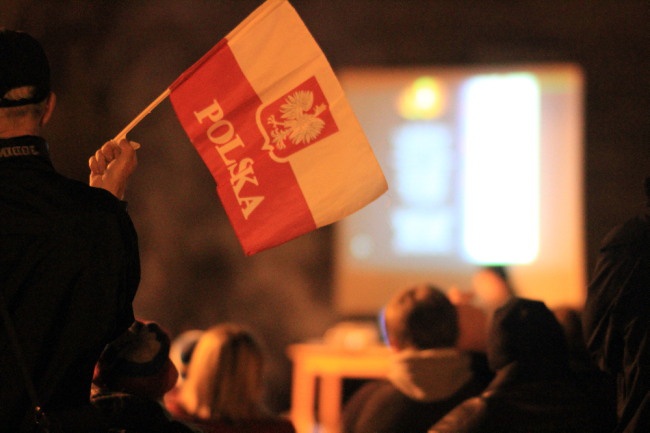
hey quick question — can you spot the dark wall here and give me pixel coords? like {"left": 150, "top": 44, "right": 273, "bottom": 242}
{"left": 2, "top": 0, "right": 649, "bottom": 412}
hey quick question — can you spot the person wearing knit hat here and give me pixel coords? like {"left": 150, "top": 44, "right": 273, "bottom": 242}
{"left": 429, "top": 298, "right": 614, "bottom": 433}
{"left": 91, "top": 320, "right": 200, "bottom": 433}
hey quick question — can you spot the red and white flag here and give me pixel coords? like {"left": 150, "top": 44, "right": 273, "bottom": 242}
{"left": 168, "top": 0, "right": 387, "bottom": 255}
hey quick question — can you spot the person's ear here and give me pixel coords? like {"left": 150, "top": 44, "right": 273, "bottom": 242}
{"left": 40, "top": 92, "right": 56, "bottom": 126}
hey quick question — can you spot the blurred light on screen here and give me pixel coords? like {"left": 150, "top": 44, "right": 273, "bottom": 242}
{"left": 460, "top": 73, "right": 541, "bottom": 264}
{"left": 391, "top": 123, "right": 452, "bottom": 206}
{"left": 397, "top": 76, "right": 446, "bottom": 120}
{"left": 335, "top": 64, "right": 585, "bottom": 314}
{"left": 350, "top": 233, "right": 375, "bottom": 259}
{"left": 390, "top": 122, "right": 454, "bottom": 255}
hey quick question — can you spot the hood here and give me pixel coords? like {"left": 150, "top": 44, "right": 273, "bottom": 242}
{"left": 387, "top": 348, "right": 473, "bottom": 402}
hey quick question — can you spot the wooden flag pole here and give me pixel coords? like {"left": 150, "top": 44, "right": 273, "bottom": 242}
{"left": 113, "top": 88, "right": 171, "bottom": 148}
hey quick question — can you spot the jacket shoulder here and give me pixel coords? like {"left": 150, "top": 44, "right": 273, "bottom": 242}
{"left": 428, "top": 396, "right": 486, "bottom": 433}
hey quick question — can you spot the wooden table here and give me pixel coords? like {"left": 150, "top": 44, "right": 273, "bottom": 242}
{"left": 286, "top": 343, "right": 392, "bottom": 433}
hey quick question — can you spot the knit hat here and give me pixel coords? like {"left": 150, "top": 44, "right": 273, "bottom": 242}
{"left": 487, "top": 297, "right": 569, "bottom": 371}
{"left": 0, "top": 28, "right": 50, "bottom": 107}
{"left": 94, "top": 320, "right": 172, "bottom": 388}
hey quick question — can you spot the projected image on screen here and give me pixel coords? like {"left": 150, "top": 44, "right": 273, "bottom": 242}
{"left": 335, "top": 64, "right": 584, "bottom": 315}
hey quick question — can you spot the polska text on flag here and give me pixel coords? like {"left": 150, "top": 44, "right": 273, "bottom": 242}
{"left": 168, "top": 0, "right": 387, "bottom": 255}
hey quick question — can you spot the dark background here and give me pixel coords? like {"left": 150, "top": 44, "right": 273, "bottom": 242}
{"left": 2, "top": 0, "right": 649, "bottom": 412}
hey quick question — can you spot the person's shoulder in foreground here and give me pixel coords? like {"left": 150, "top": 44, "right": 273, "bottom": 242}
{"left": 582, "top": 177, "right": 650, "bottom": 433}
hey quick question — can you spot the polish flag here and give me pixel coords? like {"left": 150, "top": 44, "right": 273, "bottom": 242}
{"left": 168, "top": 0, "right": 387, "bottom": 255}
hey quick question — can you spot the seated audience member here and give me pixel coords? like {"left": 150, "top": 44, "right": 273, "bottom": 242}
{"left": 169, "top": 329, "right": 203, "bottom": 385}
{"left": 429, "top": 298, "right": 610, "bottom": 433}
{"left": 553, "top": 306, "right": 616, "bottom": 430}
{"left": 447, "top": 265, "right": 515, "bottom": 353}
{"left": 341, "top": 284, "right": 493, "bottom": 433}
{"left": 165, "top": 329, "right": 203, "bottom": 412}
{"left": 166, "top": 323, "right": 296, "bottom": 433}
{"left": 471, "top": 265, "right": 515, "bottom": 318}
{"left": 447, "top": 289, "right": 490, "bottom": 353}
{"left": 91, "top": 320, "right": 200, "bottom": 433}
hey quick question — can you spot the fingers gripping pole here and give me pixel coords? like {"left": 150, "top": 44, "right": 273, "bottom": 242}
{"left": 113, "top": 88, "right": 171, "bottom": 149}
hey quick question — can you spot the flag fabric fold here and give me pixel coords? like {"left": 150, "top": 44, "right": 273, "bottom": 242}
{"left": 169, "top": 0, "right": 387, "bottom": 255}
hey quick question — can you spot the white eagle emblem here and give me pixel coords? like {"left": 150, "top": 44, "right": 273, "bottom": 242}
{"left": 267, "top": 90, "right": 327, "bottom": 150}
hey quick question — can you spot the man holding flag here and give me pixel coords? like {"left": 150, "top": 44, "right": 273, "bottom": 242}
{"left": 0, "top": 0, "right": 386, "bottom": 429}
{"left": 0, "top": 28, "right": 140, "bottom": 432}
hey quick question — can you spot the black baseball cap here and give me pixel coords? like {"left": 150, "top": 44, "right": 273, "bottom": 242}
{"left": 0, "top": 28, "right": 51, "bottom": 107}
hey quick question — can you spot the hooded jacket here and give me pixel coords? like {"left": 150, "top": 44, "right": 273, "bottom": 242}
{"left": 342, "top": 348, "right": 491, "bottom": 433}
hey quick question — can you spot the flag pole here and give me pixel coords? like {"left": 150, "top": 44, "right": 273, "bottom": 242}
{"left": 113, "top": 88, "right": 171, "bottom": 147}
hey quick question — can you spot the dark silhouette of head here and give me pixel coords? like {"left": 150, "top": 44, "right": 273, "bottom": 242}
{"left": 382, "top": 283, "right": 459, "bottom": 350}
{"left": 487, "top": 297, "right": 569, "bottom": 372}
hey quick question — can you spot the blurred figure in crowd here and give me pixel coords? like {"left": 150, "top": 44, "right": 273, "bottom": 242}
{"left": 342, "top": 284, "right": 492, "bottom": 433}
{"left": 583, "top": 177, "right": 650, "bottom": 433}
{"left": 168, "top": 329, "right": 203, "bottom": 386}
{"left": 166, "top": 323, "right": 295, "bottom": 433}
{"left": 471, "top": 265, "right": 515, "bottom": 316}
{"left": 430, "top": 298, "right": 612, "bottom": 433}
{"left": 91, "top": 320, "right": 199, "bottom": 433}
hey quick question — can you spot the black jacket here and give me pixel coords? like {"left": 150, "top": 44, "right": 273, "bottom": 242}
{"left": 583, "top": 208, "right": 650, "bottom": 433}
{"left": 91, "top": 391, "right": 199, "bottom": 433}
{"left": 0, "top": 136, "right": 140, "bottom": 432}
{"left": 429, "top": 362, "right": 611, "bottom": 433}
